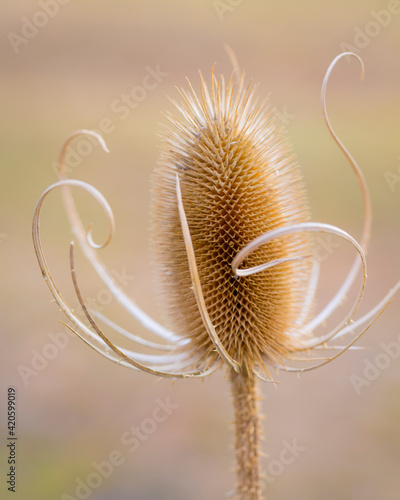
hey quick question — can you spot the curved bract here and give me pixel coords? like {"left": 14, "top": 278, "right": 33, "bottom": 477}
{"left": 32, "top": 53, "right": 399, "bottom": 381}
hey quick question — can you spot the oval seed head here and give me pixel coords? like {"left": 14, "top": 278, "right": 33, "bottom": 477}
{"left": 150, "top": 73, "right": 312, "bottom": 375}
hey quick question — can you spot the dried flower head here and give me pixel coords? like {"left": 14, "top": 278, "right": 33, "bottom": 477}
{"left": 149, "top": 71, "right": 313, "bottom": 376}
{"left": 32, "top": 52, "right": 399, "bottom": 499}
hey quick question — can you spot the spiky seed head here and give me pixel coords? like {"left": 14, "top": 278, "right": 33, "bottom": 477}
{"left": 149, "top": 73, "right": 312, "bottom": 374}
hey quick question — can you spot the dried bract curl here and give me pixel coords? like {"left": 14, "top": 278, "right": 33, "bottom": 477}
{"left": 32, "top": 53, "right": 400, "bottom": 382}
{"left": 32, "top": 53, "right": 400, "bottom": 500}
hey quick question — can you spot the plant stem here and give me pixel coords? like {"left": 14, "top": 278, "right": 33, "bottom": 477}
{"left": 230, "top": 369, "right": 262, "bottom": 499}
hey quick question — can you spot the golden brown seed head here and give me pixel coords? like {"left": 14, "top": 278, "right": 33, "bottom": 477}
{"left": 150, "top": 73, "right": 312, "bottom": 374}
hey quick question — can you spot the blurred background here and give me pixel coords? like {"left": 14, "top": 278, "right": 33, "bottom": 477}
{"left": 1, "top": 1, "right": 400, "bottom": 499}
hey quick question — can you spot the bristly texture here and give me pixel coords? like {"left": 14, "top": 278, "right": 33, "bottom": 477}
{"left": 150, "top": 72, "right": 313, "bottom": 375}
{"left": 31, "top": 53, "right": 400, "bottom": 500}
{"left": 230, "top": 370, "right": 262, "bottom": 497}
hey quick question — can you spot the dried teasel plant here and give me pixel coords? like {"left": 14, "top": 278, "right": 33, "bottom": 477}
{"left": 33, "top": 52, "right": 399, "bottom": 499}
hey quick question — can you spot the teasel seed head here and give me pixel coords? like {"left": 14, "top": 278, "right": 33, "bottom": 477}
{"left": 31, "top": 53, "right": 400, "bottom": 500}
{"left": 150, "top": 72, "right": 313, "bottom": 376}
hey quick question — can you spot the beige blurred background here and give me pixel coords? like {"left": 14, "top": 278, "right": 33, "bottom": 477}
{"left": 1, "top": 1, "right": 400, "bottom": 499}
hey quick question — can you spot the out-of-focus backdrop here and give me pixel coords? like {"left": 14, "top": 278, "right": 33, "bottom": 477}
{"left": 1, "top": 1, "right": 400, "bottom": 499}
